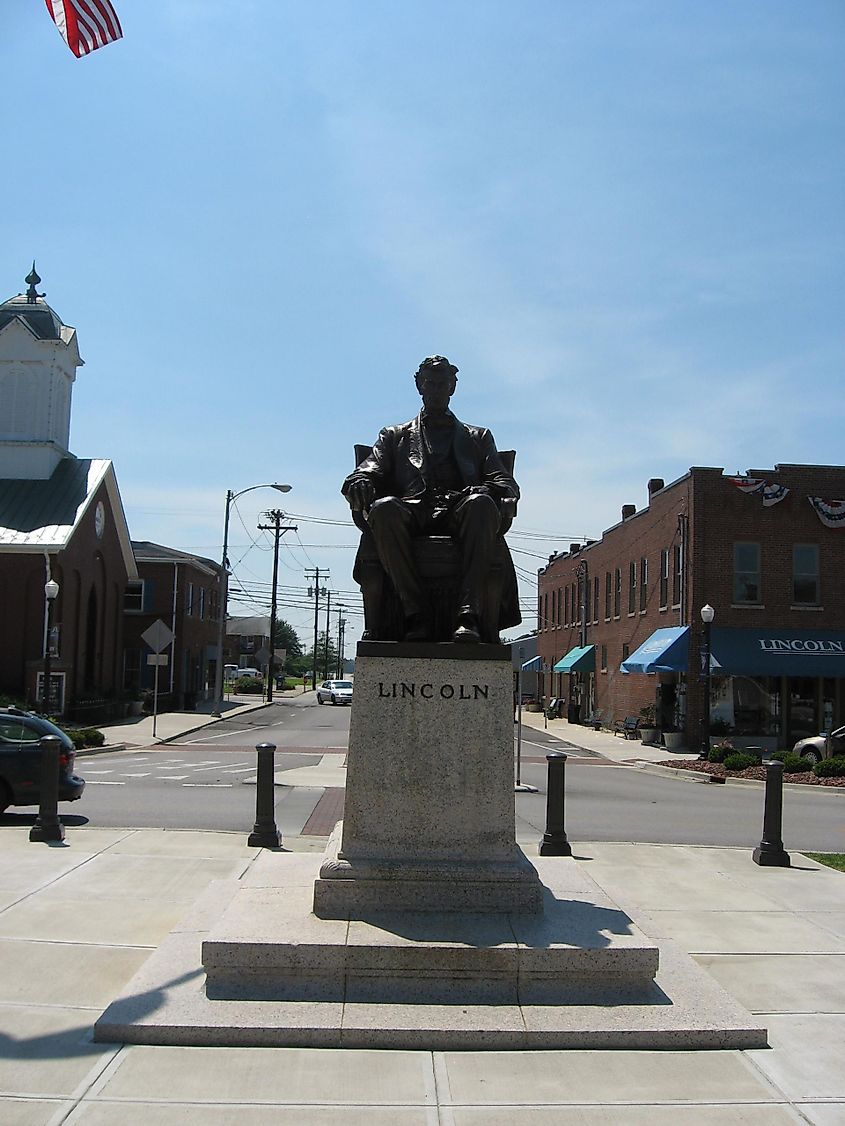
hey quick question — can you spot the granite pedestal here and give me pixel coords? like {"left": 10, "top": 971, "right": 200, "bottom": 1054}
{"left": 313, "top": 643, "right": 543, "bottom": 917}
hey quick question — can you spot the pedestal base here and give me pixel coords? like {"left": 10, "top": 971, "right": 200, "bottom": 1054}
{"left": 94, "top": 852, "right": 767, "bottom": 1050}
{"left": 314, "top": 822, "right": 543, "bottom": 916}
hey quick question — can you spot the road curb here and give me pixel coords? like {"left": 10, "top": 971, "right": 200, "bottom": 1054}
{"left": 634, "top": 760, "right": 845, "bottom": 793}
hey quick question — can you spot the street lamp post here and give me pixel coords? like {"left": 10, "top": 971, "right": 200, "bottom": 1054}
{"left": 213, "top": 483, "right": 291, "bottom": 716}
{"left": 42, "top": 579, "right": 59, "bottom": 715}
{"left": 699, "top": 603, "right": 715, "bottom": 760}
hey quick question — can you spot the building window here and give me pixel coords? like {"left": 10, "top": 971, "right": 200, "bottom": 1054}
{"left": 601, "top": 644, "right": 607, "bottom": 672}
{"left": 628, "top": 561, "right": 637, "bottom": 615}
{"left": 593, "top": 576, "right": 599, "bottom": 624}
{"left": 605, "top": 571, "right": 611, "bottom": 620}
{"left": 123, "top": 649, "right": 141, "bottom": 691}
{"left": 733, "top": 542, "right": 761, "bottom": 604}
{"left": 672, "top": 544, "right": 682, "bottom": 607}
{"left": 614, "top": 568, "right": 621, "bottom": 618}
{"left": 199, "top": 588, "right": 206, "bottom": 620}
{"left": 622, "top": 642, "right": 630, "bottom": 662}
{"left": 793, "top": 544, "right": 819, "bottom": 605}
{"left": 640, "top": 557, "right": 648, "bottom": 612}
{"left": 543, "top": 592, "right": 548, "bottom": 629}
{"left": 186, "top": 582, "right": 195, "bottom": 616}
{"left": 659, "top": 549, "right": 669, "bottom": 609}
{"left": 564, "top": 585, "right": 569, "bottom": 625}
{"left": 124, "top": 580, "right": 144, "bottom": 613}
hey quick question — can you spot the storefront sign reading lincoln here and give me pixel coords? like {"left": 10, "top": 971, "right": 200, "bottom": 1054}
{"left": 759, "top": 638, "right": 844, "bottom": 654}
{"left": 377, "top": 681, "right": 490, "bottom": 701}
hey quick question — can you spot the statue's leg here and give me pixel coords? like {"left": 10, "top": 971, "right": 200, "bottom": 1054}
{"left": 366, "top": 497, "right": 426, "bottom": 625}
{"left": 447, "top": 493, "right": 500, "bottom": 633}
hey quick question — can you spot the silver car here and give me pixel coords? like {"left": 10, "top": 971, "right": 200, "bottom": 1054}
{"left": 792, "top": 724, "right": 845, "bottom": 765}
{"left": 316, "top": 680, "right": 353, "bottom": 705}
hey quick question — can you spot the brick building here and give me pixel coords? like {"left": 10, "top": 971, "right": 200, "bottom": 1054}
{"left": 537, "top": 464, "right": 845, "bottom": 751}
{"left": 122, "top": 542, "right": 222, "bottom": 708}
{"left": 224, "top": 616, "right": 271, "bottom": 672}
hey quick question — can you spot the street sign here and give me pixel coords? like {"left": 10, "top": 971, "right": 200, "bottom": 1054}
{"left": 146, "top": 654, "right": 169, "bottom": 666}
{"left": 142, "top": 619, "right": 174, "bottom": 653}
{"left": 254, "top": 645, "right": 271, "bottom": 666}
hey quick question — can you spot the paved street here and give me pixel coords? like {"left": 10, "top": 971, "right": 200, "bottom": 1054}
{"left": 11, "top": 696, "right": 839, "bottom": 851}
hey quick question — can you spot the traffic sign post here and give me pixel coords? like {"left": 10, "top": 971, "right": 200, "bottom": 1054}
{"left": 142, "top": 620, "right": 175, "bottom": 739}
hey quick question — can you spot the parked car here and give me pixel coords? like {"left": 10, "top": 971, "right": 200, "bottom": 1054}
{"left": 792, "top": 724, "right": 845, "bottom": 766}
{"left": 0, "top": 708, "right": 86, "bottom": 812}
{"left": 316, "top": 680, "right": 353, "bottom": 705}
{"left": 235, "top": 667, "right": 263, "bottom": 680}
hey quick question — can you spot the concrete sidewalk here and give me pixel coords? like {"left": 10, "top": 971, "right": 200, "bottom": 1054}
{"left": 94, "top": 695, "right": 287, "bottom": 749}
{"left": 1, "top": 824, "right": 843, "bottom": 1123}
{"left": 518, "top": 709, "right": 679, "bottom": 765}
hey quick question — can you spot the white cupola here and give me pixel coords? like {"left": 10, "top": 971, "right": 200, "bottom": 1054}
{"left": 0, "top": 264, "right": 84, "bottom": 480}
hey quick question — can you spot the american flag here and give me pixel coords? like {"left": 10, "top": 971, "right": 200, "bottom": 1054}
{"left": 45, "top": 0, "right": 123, "bottom": 58}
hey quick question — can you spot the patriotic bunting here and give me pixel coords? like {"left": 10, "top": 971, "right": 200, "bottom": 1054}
{"left": 725, "top": 477, "right": 845, "bottom": 523}
{"left": 727, "top": 477, "right": 765, "bottom": 494}
{"left": 727, "top": 477, "right": 789, "bottom": 507}
{"left": 45, "top": 0, "right": 123, "bottom": 58}
{"left": 761, "top": 483, "right": 790, "bottom": 507}
{"left": 808, "top": 497, "right": 845, "bottom": 529}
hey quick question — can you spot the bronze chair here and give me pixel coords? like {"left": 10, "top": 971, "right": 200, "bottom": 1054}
{"left": 350, "top": 445, "right": 519, "bottom": 643}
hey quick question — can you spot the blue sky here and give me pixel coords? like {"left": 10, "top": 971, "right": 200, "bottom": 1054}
{"left": 3, "top": 1, "right": 843, "bottom": 650}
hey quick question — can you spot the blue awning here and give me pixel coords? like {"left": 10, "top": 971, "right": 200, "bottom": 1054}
{"left": 710, "top": 628, "right": 845, "bottom": 677}
{"left": 621, "top": 627, "right": 689, "bottom": 674}
{"left": 553, "top": 645, "right": 595, "bottom": 673}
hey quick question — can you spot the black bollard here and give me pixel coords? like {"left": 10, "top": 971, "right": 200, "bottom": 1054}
{"left": 752, "top": 759, "right": 791, "bottom": 867}
{"left": 29, "top": 735, "right": 65, "bottom": 844}
{"left": 539, "top": 751, "right": 572, "bottom": 856}
{"left": 247, "top": 742, "right": 282, "bottom": 848}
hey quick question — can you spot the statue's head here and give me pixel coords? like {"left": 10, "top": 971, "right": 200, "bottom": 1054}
{"left": 414, "top": 355, "right": 458, "bottom": 413}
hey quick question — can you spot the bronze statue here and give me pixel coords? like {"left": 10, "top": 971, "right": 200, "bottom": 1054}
{"left": 343, "top": 356, "right": 521, "bottom": 643}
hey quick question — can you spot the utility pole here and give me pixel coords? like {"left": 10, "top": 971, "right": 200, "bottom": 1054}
{"left": 336, "top": 605, "right": 346, "bottom": 678}
{"left": 323, "top": 589, "right": 332, "bottom": 680}
{"left": 305, "top": 568, "right": 329, "bottom": 691}
{"left": 257, "top": 510, "right": 296, "bottom": 702}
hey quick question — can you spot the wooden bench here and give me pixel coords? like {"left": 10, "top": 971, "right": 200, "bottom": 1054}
{"left": 586, "top": 709, "right": 604, "bottom": 730}
{"left": 613, "top": 716, "right": 641, "bottom": 739}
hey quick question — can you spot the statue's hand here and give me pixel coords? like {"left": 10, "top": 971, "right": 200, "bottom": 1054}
{"left": 465, "top": 485, "right": 491, "bottom": 498}
{"left": 347, "top": 479, "right": 376, "bottom": 512}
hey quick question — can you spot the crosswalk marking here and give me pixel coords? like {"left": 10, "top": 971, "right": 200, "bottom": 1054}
{"left": 162, "top": 775, "right": 190, "bottom": 781}
{"left": 85, "top": 780, "right": 126, "bottom": 785}
{"left": 219, "top": 767, "right": 254, "bottom": 774}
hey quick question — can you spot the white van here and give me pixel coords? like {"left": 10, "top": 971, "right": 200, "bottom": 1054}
{"left": 235, "top": 667, "right": 263, "bottom": 680}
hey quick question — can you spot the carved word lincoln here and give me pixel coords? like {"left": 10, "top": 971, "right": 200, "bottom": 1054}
{"left": 377, "top": 681, "right": 490, "bottom": 701}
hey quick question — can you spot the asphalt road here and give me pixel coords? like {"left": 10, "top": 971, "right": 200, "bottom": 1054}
{"left": 4, "top": 697, "right": 843, "bottom": 851}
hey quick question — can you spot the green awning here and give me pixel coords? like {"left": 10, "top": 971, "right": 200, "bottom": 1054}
{"left": 553, "top": 645, "right": 595, "bottom": 673}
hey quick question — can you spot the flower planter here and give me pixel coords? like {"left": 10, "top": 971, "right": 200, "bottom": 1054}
{"left": 663, "top": 731, "right": 687, "bottom": 752}
{"left": 640, "top": 726, "right": 659, "bottom": 745}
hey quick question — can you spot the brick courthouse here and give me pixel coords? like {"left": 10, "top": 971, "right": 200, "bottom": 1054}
{"left": 537, "top": 464, "right": 845, "bottom": 751}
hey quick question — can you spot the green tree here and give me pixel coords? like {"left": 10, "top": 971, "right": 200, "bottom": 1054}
{"left": 302, "top": 630, "right": 340, "bottom": 682}
{"left": 273, "top": 619, "right": 303, "bottom": 660}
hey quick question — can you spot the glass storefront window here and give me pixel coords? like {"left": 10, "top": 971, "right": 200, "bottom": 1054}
{"left": 788, "top": 677, "right": 818, "bottom": 744}
{"left": 711, "top": 676, "right": 781, "bottom": 737}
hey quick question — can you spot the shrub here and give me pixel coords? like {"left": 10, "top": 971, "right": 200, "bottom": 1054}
{"left": 82, "top": 727, "right": 105, "bottom": 747}
{"left": 814, "top": 757, "right": 845, "bottom": 778}
{"left": 780, "top": 753, "right": 813, "bottom": 774}
{"left": 708, "top": 742, "right": 734, "bottom": 763}
{"left": 724, "top": 751, "right": 762, "bottom": 772}
{"left": 234, "top": 676, "right": 264, "bottom": 695}
{"left": 63, "top": 728, "right": 87, "bottom": 750}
